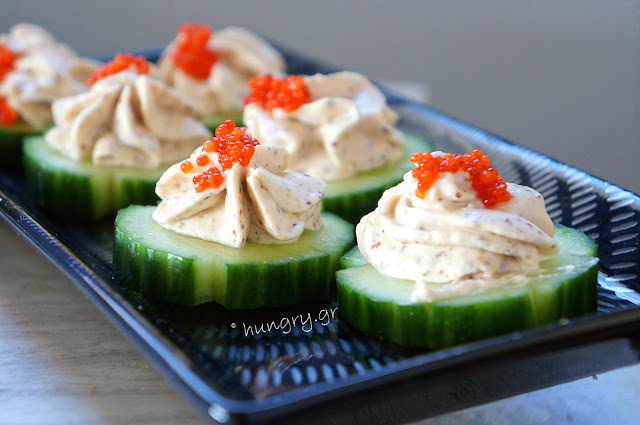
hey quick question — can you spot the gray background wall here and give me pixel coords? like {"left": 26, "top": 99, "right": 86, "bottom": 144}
{"left": 2, "top": 0, "right": 639, "bottom": 192}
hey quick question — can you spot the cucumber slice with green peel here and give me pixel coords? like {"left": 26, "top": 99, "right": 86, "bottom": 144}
{"left": 336, "top": 224, "right": 598, "bottom": 348}
{"left": 553, "top": 224, "right": 598, "bottom": 257}
{"left": 202, "top": 111, "right": 244, "bottom": 133}
{"left": 23, "top": 136, "right": 163, "bottom": 221}
{"left": 0, "top": 124, "right": 45, "bottom": 171}
{"left": 114, "top": 205, "right": 355, "bottom": 308}
{"left": 323, "top": 133, "right": 433, "bottom": 223}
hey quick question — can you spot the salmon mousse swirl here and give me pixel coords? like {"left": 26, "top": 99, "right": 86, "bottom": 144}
{"left": 45, "top": 61, "right": 211, "bottom": 168}
{"left": 356, "top": 150, "right": 559, "bottom": 302}
{"left": 153, "top": 121, "right": 325, "bottom": 248}
{"left": 243, "top": 72, "right": 405, "bottom": 180}
{"left": 158, "top": 24, "right": 285, "bottom": 118}
{"left": 0, "top": 23, "right": 98, "bottom": 128}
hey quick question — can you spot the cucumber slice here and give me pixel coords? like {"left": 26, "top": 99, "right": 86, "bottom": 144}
{"left": 337, "top": 224, "right": 598, "bottom": 348}
{"left": 202, "top": 111, "right": 244, "bottom": 133}
{"left": 0, "top": 124, "right": 44, "bottom": 171}
{"left": 340, "top": 245, "right": 369, "bottom": 269}
{"left": 323, "top": 133, "right": 433, "bottom": 223}
{"left": 114, "top": 205, "right": 355, "bottom": 308}
{"left": 554, "top": 223, "right": 598, "bottom": 257}
{"left": 23, "top": 136, "right": 163, "bottom": 221}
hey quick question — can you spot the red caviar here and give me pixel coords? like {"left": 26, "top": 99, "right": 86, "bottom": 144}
{"left": 410, "top": 150, "right": 511, "bottom": 207}
{"left": 181, "top": 120, "right": 260, "bottom": 192}
{"left": 193, "top": 166, "right": 224, "bottom": 193}
{"left": 244, "top": 75, "right": 311, "bottom": 112}
{"left": 0, "top": 44, "right": 18, "bottom": 126}
{"left": 170, "top": 23, "right": 217, "bottom": 80}
{"left": 88, "top": 54, "right": 150, "bottom": 86}
{"left": 0, "top": 43, "right": 16, "bottom": 82}
{"left": 0, "top": 96, "right": 17, "bottom": 126}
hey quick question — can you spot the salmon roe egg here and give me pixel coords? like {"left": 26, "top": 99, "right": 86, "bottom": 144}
{"left": 88, "top": 54, "right": 150, "bottom": 86}
{"left": 170, "top": 22, "right": 217, "bottom": 80}
{"left": 180, "top": 161, "right": 194, "bottom": 173}
{"left": 0, "top": 43, "right": 16, "bottom": 82}
{"left": 185, "top": 120, "right": 260, "bottom": 192}
{"left": 410, "top": 150, "right": 511, "bottom": 207}
{"left": 196, "top": 154, "right": 210, "bottom": 166}
{"left": 244, "top": 75, "right": 311, "bottom": 112}
{"left": 0, "top": 96, "right": 17, "bottom": 126}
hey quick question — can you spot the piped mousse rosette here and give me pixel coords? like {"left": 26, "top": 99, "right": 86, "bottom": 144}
{"left": 158, "top": 22, "right": 285, "bottom": 130}
{"left": 0, "top": 23, "right": 98, "bottom": 167}
{"left": 243, "top": 72, "right": 434, "bottom": 222}
{"left": 337, "top": 149, "right": 598, "bottom": 348}
{"left": 113, "top": 121, "right": 354, "bottom": 308}
{"left": 23, "top": 54, "right": 211, "bottom": 220}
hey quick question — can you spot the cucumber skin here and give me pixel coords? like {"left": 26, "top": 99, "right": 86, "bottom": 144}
{"left": 337, "top": 224, "right": 599, "bottom": 348}
{"left": 23, "top": 136, "right": 161, "bottom": 221}
{"left": 322, "top": 133, "right": 434, "bottom": 224}
{"left": 25, "top": 154, "right": 102, "bottom": 219}
{"left": 114, "top": 238, "right": 331, "bottom": 308}
{"left": 114, "top": 206, "right": 355, "bottom": 309}
{"left": 0, "top": 124, "right": 43, "bottom": 172}
{"left": 337, "top": 262, "right": 598, "bottom": 349}
{"left": 114, "top": 231, "right": 199, "bottom": 305}
{"left": 337, "top": 272, "right": 536, "bottom": 348}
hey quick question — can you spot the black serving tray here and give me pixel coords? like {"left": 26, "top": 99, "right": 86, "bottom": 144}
{"left": 1, "top": 46, "right": 640, "bottom": 425}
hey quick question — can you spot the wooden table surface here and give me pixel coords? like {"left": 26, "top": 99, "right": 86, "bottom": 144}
{"left": 1, "top": 219, "right": 640, "bottom": 425}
